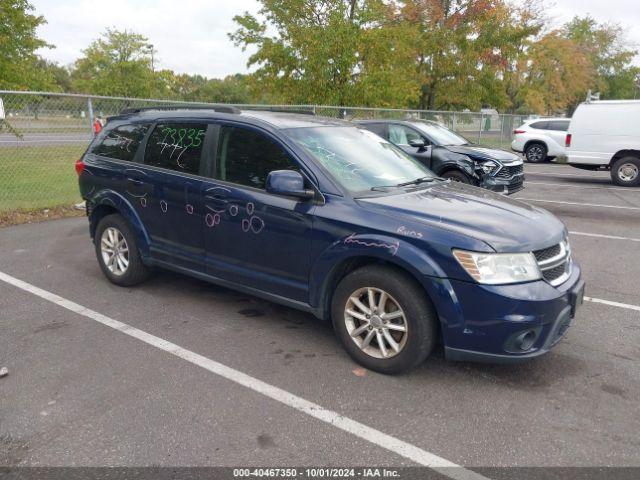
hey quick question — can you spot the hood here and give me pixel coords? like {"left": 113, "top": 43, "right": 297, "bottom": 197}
{"left": 444, "top": 144, "right": 521, "bottom": 163}
{"left": 358, "top": 181, "right": 565, "bottom": 252}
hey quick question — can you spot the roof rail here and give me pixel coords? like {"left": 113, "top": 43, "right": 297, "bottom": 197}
{"left": 244, "top": 106, "right": 316, "bottom": 116}
{"left": 119, "top": 104, "right": 242, "bottom": 115}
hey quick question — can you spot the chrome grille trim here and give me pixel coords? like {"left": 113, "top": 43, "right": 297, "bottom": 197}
{"left": 533, "top": 240, "right": 571, "bottom": 287}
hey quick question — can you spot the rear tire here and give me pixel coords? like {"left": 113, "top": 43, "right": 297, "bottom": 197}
{"left": 610, "top": 157, "right": 640, "bottom": 187}
{"left": 524, "top": 143, "right": 547, "bottom": 163}
{"left": 331, "top": 265, "right": 437, "bottom": 374}
{"left": 95, "top": 214, "right": 151, "bottom": 286}
{"left": 441, "top": 169, "right": 472, "bottom": 184}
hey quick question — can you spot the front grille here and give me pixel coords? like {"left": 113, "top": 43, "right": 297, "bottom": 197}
{"left": 533, "top": 244, "right": 561, "bottom": 262}
{"left": 507, "top": 177, "right": 524, "bottom": 193}
{"left": 495, "top": 163, "right": 524, "bottom": 179}
{"left": 541, "top": 263, "right": 566, "bottom": 283}
{"left": 533, "top": 241, "right": 571, "bottom": 286}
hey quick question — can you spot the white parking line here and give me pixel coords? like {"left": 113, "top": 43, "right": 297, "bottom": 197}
{"left": 527, "top": 181, "right": 640, "bottom": 193}
{"left": 569, "top": 231, "right": 640, "bottom": 242}
{"left": 0, "top": 270, "right": 486, "bottom": 480}
{"left": 585, "top": 297, "right": 640, "bottom": 313}
{"left": 516, "top": 198, "right": 640, "bottom": 211}
{"left": 525, "top": 172, "right": 607, "bottom": 178}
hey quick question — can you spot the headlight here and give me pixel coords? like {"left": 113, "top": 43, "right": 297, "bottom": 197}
{"left": 480, "top": 161, "right": 498, "bottom": 174}
{"left": 453, "top": 249, "right": 541, "bottom": 284}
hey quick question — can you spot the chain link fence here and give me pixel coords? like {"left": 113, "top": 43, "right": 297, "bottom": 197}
{"left": 0, "top": 90, "right": 529, "bottom": 213}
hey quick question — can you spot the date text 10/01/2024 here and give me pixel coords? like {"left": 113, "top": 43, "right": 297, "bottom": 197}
{"left": 232, "top": 468, "right": 401, "bottom": 478}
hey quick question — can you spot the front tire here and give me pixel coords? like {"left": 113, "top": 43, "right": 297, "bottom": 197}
{"left": 441, "top": 169, "right": 472, "bottom": 184}
{"left": 525, "top": 143, "right": 547, "bottom": 163}
{"left": 95, "top": 214, "right": 151, "bottom": 286}
{"left": 331, "top": 265, "right": 437, "bottom": 374}
{"left": 611, "top": 157, "right": 640, "bottom": 187}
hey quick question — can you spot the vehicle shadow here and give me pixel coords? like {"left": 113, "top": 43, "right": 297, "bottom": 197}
{"left": 144, "top": 270, "right": 585, "bottom": 392}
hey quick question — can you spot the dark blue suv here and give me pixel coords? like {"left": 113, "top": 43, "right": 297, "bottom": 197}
{"left": 78, "top": 107, "right": 585, "bottom": 374}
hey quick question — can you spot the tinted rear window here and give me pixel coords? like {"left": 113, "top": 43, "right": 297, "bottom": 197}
{"left": 92, "top": 124, "right": 149, "bottom": 161}
{"left": 547, "top": 120, "right": 570, "bottom": 131}
{"left": 144, "top": 123, "right": 207, "bottom": 175}
{"left": 529, "top": 121, "right": 549, "bottom": 130}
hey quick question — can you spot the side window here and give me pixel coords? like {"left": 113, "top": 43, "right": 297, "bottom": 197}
{"left": 216, "top": 126, "right": 298, "bottom": 189}
{"left": 388, "top": 124, "right": 423, "bottom": 145}
{"left": 144, "top": 123, "right": 207, "bottom": 175}
{"left": 529, "top": 121, "right": 549, "bottom": 130}
{"left": 92, "top": 124, "right": 149, "bottom": 161}
{"left": 548, "top": 121, "right": 569, "bottom": 131}
{"left": 363, "top": 123, "right": 387, "bottom": 138}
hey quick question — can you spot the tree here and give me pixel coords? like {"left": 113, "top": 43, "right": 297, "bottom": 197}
{"left": 396, "top": 0, "right": 541, "bottom": 111}
{"left": 230, "top": 0, "right": 419, "bottom": 107}
{"left": 564, "top": 16, "right": 639, "bottom": 101}
{"left": 71, "top": 29, "right": 158, "bottom": 97}
{"left": 516, "top": 32, "right": 592, "bottom": 114}
{"left": 0, "top": 0, "right": 57, "bottom": 90}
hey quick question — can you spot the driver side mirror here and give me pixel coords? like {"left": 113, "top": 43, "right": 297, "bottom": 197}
{"left": 409, "top": 138, "right": 427, "bottom": 150}
{"left": 266, "top": 170, "right": 315, "bottom": 200}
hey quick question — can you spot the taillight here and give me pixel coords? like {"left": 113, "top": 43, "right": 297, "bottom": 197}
{"left": 565, "top": 134, "right": 572, "bottom": 147}
{"left": 75, "top": 159, "right": 85, "bottom": 176}
{"left": 513, "top": 129, "right": 525, "bottom": 134}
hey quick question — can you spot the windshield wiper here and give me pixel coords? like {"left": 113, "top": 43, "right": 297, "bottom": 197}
{"left": 395, "top": 176, "right": 436, "bottom": 187}
{"left": 370, "top": 176, "right": 437, "bottom": 191}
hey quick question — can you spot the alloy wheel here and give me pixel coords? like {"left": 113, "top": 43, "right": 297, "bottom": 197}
{"left": 100, "top": 227, "right": 129, "bottom": 276}
{"left": 527, "top": 146, "right": 544, "bottom": 162}
{"left": 344, "top": 287, "right": 408, "bottom": 359}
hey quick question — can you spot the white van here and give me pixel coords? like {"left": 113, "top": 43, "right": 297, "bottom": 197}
{"left": 565, "top": 100, "right": 640, "bottom": 186}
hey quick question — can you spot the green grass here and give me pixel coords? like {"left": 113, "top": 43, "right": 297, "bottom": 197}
{"left": 0, "top": 145, "right": 86, "bottom": 211}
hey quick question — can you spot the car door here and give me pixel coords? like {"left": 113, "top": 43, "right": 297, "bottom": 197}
{"left": 387, "top": 124, "right": 433, "bottom": 168}
{"left": 136, "top": 121, "right": 209, "bottom": 272}
{"left": 202, "top": 124, "right": 315, "bottom": 303}
{"left": 546, "top": 120, "right": 570, "bottom": 148}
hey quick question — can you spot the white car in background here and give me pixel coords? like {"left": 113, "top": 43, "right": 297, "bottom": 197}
{"left": 511, "top": 118, "right": 570, "bottom": 163}
{"left": 565, "top": 100, "right": 640, "bottom": 187}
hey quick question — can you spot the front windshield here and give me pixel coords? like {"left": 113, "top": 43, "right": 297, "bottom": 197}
{"left": 411, "top": 121, "right": 469, "bottom": 146}
{"left": 286, "top": 126, "right": 435, "bottom": 194}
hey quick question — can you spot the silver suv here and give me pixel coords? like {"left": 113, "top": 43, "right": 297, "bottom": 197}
{"left": 511, "top": 118, "right": 570, "bottom": 163}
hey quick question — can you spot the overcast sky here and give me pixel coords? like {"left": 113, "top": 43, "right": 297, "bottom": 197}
{"left": 31, "top": 0, "right": 640, "bottom": 79}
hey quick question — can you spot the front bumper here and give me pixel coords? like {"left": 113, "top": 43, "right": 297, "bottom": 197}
{"left": 425, "top": 263, "right": 584, "bottom": 363}
{"left": 480, "top": 174, "right": 524, "bottom": 195}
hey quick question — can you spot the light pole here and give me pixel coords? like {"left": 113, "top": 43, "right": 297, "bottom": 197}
{"left": 145, "top": 44, "right": 155, "bottom": 72}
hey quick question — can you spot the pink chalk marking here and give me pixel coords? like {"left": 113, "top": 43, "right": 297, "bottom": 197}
{"left": 186, "top": 204, "right": 194, "bottom": 215}
{"left": 241, "top": 219, "right": 250, "bottom": 233}
{"left": 160, "top": 200, "right": 168, "bottom": 213}
{"left": 229, "top": 204, "right": 239, "bottom": 217}
{"left": 344, "top": 233, "right": 399, "bottom": 256}
{"left": 250, "top": 216, "right": 265, "bottom": 234}
{"left": 140, "top": 198, "right": 147, "bottom": 208}
{"left": 246, "top": 202, "right": 255, "bottom": 215}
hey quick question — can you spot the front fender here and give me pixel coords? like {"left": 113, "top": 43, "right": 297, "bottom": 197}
{"left": 309, "top": 232, "right": 449, "bottom": 318}
{"left": 90, "top": 189, "right": 151, "bottom": 260}
{"left": 433, "top": 156, "right": 478, "bottom": 179}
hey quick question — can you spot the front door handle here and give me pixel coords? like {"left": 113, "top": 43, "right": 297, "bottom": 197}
{"left": 127, "top": 177, "right": 144, "bottom": 186}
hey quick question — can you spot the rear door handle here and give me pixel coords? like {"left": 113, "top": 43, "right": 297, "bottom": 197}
{"left": 204, "top": 185, "right": 232, "bottom": 209}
